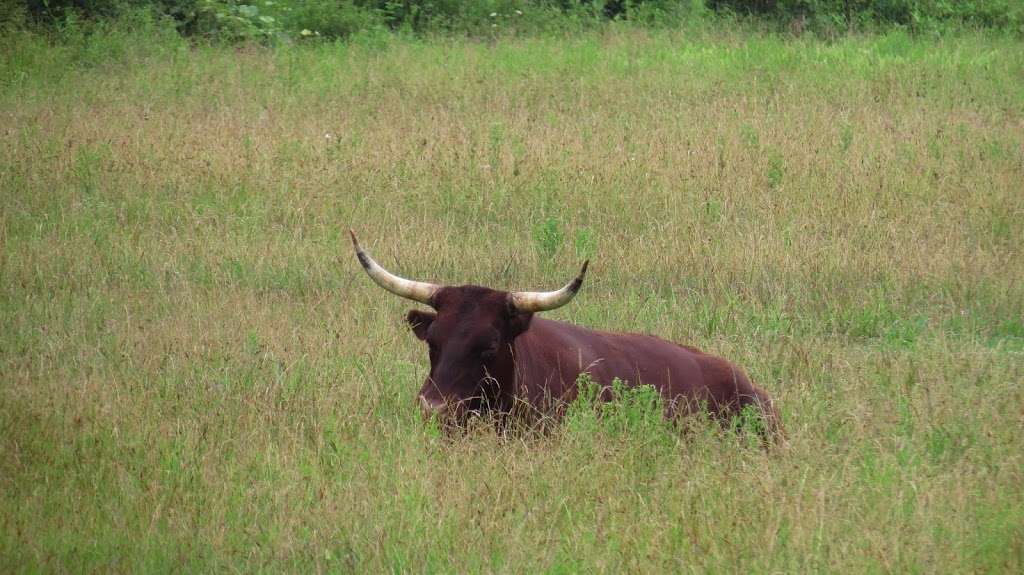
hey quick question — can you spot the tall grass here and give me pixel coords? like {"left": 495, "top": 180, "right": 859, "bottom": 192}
{"left": 1, "top": 25, "right": 1022, "bottom": 572}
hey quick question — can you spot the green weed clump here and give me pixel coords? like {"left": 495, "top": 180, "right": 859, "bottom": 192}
{"left": 1, "top": 28, "right": 1023, "bottom": 573}
{"left": 565, "top": 375, "right": 674, "bottom": 441}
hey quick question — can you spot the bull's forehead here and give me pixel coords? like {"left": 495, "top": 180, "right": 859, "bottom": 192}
{"left": 434, "top": 285, "right": 508, "bottom": 313}
{"left": 431, "top": 285, "right": 510, "bottom": 336}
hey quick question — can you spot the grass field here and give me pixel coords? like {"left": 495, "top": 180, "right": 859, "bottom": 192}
{"left": 2, "top": 24, "right": 1023, "bottom": 572}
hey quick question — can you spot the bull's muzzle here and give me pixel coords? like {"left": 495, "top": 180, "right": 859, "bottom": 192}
{"left": 419, "top": 395, "right": 448, "bottom": 417}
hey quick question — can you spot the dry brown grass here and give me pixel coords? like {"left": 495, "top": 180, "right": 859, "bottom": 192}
{"left": 1, "top": 27, "right": 1022, "bottom": 572}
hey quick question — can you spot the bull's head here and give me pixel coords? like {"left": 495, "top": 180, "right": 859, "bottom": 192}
{"left": 350, "top": 230, "right": 587, "bottom": 422}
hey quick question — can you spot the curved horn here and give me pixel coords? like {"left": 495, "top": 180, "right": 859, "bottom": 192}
{"left": 350, "top": 230, "right": 439, "bottom": 305}
{"left": 509, "top": 260, "right": 589, "bottom": 313}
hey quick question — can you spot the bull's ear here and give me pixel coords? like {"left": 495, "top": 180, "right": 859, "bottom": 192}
{"left": 506, "top": 309, "right": 534, "bottom": 339}
{"left": 406, "top": 309, "right": 435, "bottom": 341}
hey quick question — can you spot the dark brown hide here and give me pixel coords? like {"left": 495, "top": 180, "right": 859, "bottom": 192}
{"left": 408, "top": 285, "right": 782, "bottom": 436}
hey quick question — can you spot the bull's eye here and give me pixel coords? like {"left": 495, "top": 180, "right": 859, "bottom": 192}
{"left": 479, "top": 343, "right": 498, "bottom": 362}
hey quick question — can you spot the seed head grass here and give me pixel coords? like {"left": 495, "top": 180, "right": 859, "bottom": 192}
{"left": 1, "top": 26, "right": 1022, "bottom": 572}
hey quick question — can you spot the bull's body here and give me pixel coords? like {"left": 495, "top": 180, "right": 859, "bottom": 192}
{"left": 507, "top": 317, "right": 777, "bottom": 424}
{"left": 350, "top": 231, "right": 782, "bottom": 438}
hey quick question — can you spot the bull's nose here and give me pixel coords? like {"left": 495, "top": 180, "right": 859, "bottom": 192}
{"left": 419, "top": 395, "right": 446, "bottom": 415}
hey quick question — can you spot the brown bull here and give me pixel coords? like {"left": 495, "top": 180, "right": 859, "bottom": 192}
{"left": 351, "top": 231, "right": 782, "bottom": 438}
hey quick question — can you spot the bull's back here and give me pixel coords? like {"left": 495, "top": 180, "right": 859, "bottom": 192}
{"left": 515, "top": 318, "right": 777, "bottom": 424}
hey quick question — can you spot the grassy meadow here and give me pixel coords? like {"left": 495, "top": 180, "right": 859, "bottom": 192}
{"left": 2, "top": 24, "right": 1023, "bottom": 572}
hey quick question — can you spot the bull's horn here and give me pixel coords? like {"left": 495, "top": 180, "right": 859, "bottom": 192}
{"left": 509, "top": 261, "right": 589, "bottom": 313}
{"left": 350, "top": 230, "right": 439, "bottom": 305}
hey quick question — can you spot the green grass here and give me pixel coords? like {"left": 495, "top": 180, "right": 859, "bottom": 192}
{"left": 2, "top": 24, "right": 1023, "bottom": 572}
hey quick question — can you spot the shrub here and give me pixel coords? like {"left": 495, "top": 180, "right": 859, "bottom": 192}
{"left": 177, "top": 1, "right": 284, "bottom": 42}
{"left": 705, "top": 0, "right": 1024, "bottom": 33}
{"left": 281, "top": 1, "right": 382, "bottom": 40}
{"left": 0, "top": 1, "right": 28, "bottom": 30}
{"left": 6, "top": 0, "right": 1023, "bottom": 40}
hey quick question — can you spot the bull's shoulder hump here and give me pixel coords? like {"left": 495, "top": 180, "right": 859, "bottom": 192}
{"left": 527, "top": 318, "right": 707, "bottom": 356}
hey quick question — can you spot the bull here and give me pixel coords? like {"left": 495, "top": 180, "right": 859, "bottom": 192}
{"left": 351, "top": 231, "right": 782, "bottom": 438}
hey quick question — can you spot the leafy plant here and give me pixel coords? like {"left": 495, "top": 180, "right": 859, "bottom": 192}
{"left": 189, "top": 0, "right": 283, "bottom": 42}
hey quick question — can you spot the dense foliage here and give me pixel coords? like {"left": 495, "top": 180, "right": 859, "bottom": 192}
{"left": 5, "top": 0, "right": 1022, "bottom": 40}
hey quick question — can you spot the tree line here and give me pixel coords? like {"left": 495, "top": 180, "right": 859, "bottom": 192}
{"left": 4, "top": 1, "right": 1021, "bottom": 41}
